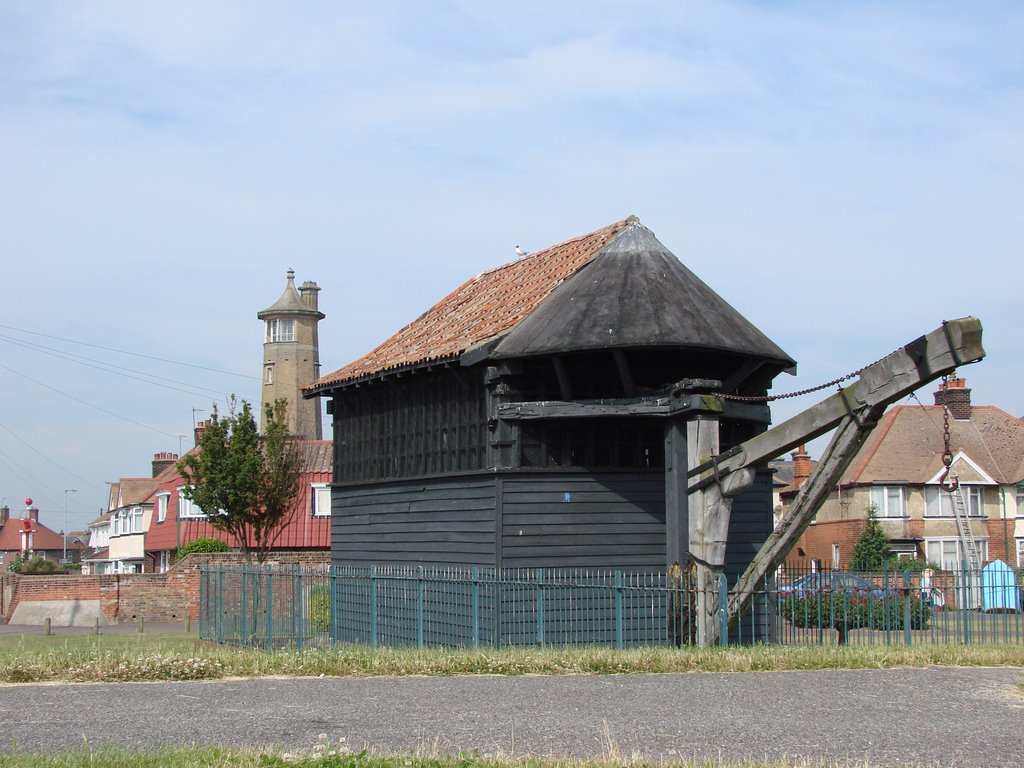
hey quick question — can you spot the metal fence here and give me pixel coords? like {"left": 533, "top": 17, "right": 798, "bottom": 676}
{"left": 198, "top": 562, "right": 1024, "bottom": 650}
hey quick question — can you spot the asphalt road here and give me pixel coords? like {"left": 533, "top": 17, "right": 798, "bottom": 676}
{"left": 2, "top": 668, "right": 1022, "bottom": 766}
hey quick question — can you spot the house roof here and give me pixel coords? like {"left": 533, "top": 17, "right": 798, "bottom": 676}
{"left": 309, "top": 216, "right": 794, "bottom": 392}
{"left": 109, "top": 478, "right": 160, "bottom": 510}
{"left": 0, "top": 517, "right": 69, "bottom": 552}
{"left": 843, "top": 404, "right": 1024, "bottom": 486}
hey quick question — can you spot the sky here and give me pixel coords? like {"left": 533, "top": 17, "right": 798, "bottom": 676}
{"left": 1, "top": 1, "right": 1021, "bottom": 534}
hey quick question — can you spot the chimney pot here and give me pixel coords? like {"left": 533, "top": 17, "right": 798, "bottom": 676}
{"left": 935, "top": 375, "right": 972, "bottom": 420}
{"left": 299, "top": 280, "right": 321, "bottom": 310}
{"left": 152, "top": 451, "right": 180, "bottom": 477}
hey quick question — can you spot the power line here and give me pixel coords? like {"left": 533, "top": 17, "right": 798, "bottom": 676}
{"left": 0, "top": 421, "right": 105, "bottom": 491}
{"left": 0, "top": 323, "right": 260, "bottom": 381}
{"left": 0, "top": 362, "right": 183, "bottom": 441}
{"left": 0, "top": 335, "right": 237, "bottom": 400}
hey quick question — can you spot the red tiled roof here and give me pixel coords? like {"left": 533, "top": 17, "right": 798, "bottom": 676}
{"left": 309, "top": 217, "right": 634, "bottom": 389}
{"left": 843, "top": 404, "right": 1024, "bottom": 485}
{"left": 0, "top": 518, "right": 69, "bottom": 552}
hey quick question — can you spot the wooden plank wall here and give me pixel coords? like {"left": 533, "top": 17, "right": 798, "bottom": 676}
{"left": 331, "top": 474, "right": 497, "bottom": 566}
{"left": 498, "top": 471, "right": 666, "bottom": 570}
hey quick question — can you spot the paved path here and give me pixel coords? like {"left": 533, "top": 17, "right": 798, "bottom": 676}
{"left": 1, "top": 668, "right": 1022, "bottom": 766}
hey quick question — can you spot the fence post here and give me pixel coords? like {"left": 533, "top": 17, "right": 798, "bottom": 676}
{"left": 962, "top": 559, "right": 971, "bottom": 645}
{"left": 266, "top": 566, "right": 273, "bottom": 649}
{"left": 217, "top": 565, "right": 224, "bottom": 644}
{"left": 296, "top": 566, "right": 304, "bottom": 654}
{"left": 370, "top": 565, "right": 378, "bottom": 649}
{"left": 903, "top": 569, "right": 912, "bottom": 646}
{"left": 329, "top": 565, "right": 339, "bottom": 645}
{"left": 718, "top": 573, "right": 728, "bottom": 648}
{"left": 241, "top": 568, "right": 248, "bottom": 646}
{"left": 614, "top": 570, "right": 624, "bottom": 650}
{"left": 471, "top": 566, "right": 480, "bottom": 650}
{"left": 417, "top": 565, "right": 425, "bottom": 649}
{"left": 535, "top": 568, "right": 545, "bottom": 647}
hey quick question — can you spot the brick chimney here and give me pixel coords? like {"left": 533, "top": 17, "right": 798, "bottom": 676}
{"left": 27, "top": 505, "right": 39, "bottom": 523}
{"left": 0, "top": 505, "right": 8, "bottom": 528}
{"left": 792, "top": 445, "right": 812, "bottom": 488}
{"left": 299, "top": 280, "right": 321, "bottom": 311}
{"left": 194, "top": 419, "right": 212, "bottom": 445}
{"left": 934, "top": 375, "right": 972, "bottom": 420}
{"left": 152, "top": 452, "right": 179, "bottom": 477}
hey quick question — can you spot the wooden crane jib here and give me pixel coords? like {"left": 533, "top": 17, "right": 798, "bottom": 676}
{"left": 680, "top": 317, "right": 985, "bottom": 645}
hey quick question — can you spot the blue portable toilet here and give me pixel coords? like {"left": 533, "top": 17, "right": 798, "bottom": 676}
{"left": 981, "top": 560, "right": 1021, "bottom": 613}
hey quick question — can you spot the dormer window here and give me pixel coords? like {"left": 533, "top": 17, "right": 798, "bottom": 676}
{"left": 266, "top": 318, "right": 295, "bottom": 342}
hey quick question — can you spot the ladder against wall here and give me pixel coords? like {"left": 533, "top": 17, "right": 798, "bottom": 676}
{"left": 948, "top": 486, "right": 982, "bottom": 608}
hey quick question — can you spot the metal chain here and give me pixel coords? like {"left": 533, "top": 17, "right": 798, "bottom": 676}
{"left": 719, "top": 347, "right": 900, "bottom": 403}
{"left": 938, "top": 372, "right": 959, "bottom": 491}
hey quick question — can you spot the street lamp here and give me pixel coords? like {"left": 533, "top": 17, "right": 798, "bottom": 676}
{"left": 63, "top": 489, "right": 77, "bottom": 563}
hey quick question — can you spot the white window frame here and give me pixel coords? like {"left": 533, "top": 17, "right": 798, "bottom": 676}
{"left": 925, "top": 537, "right": 988, "bottom": 571}
{"left": 925, "top": 485, "right": 986, "bottom": 517}
{"left": 1016, "top": 487, "right": 1024, "bottom": 518}
{"left": 831, "top": 543, "right": 840, "bottom": 569}
{"left": 266, "top": 318, "right": 295, "bottom": 343}
{"left": 177, "top": 488, "right": 206, "bottom": 519}
{"left": 870, "top": 485, "right": 907, "bottom": 518}
{"left": 1016, "top": 538, "right": 1024, "bottom": 568}
{"left": 156, "top": 493, "right": 169, "bottom": 523}
{"left": 312, "top": 483, "right": 331, "bottom": 517}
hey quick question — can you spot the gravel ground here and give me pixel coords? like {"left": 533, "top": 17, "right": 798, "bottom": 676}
{"left": 1, "top": 667, "right": 1022, "bottom": 766}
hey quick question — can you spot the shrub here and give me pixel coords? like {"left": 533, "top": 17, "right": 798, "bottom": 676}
{"left": 175, "top": 537, "right": 230, "bottom": 562}
{"left": 7, "top": 554, "right": 62, "bottom": 574}
{"left": 851, "top": 506, "right": 892, "bottom": 570}
{"left": 780, "top": 591, "right": 930, "bottom": 634}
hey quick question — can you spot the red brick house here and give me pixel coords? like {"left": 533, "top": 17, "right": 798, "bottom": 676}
{"left": 0, "top": 503, "right": 82, "bottom": 572}
{"left": 144, "top": 433, "right": 333, "bottom": 571}
{"left": 783, "top": 376, "right": 1024, "bottom": 572}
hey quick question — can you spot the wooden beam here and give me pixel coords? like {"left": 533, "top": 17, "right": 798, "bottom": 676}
{"left": 727, "top": 407, "right": 887, "bottom": 626}
{"left": 688, "top": 317, "right": 985, "bottom": 494}
{"left": 664, "top": 418, "right": 688, "bottom": 569}
{"left": 613, "top": 350, "right": 636, "bottom": 397}
{"left": 686, "top": 413, "right": 721, "bottom": 646}
{"left": 497, "top": 396, "right": 769, "bottom": 423}
{"left": 499, "top": 399, "right": 670, "bottom": 420}
{"left": 552, "top": 356, "right": 573, "bottom": 401}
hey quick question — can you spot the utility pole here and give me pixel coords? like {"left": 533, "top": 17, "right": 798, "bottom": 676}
{"left": 63, "top": 489, "right": 77, "bottom": 563}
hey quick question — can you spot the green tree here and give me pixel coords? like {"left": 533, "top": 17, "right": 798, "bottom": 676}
{"left": 851, "top": 505, "right": 892, "bottom": 570}
{"left": 177, "top": 398, "right": 303, "bottom": 564}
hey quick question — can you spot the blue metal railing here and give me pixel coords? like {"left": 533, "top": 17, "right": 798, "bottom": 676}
{"left": 199, "top": 562, "right": 1024, "bottom": 650}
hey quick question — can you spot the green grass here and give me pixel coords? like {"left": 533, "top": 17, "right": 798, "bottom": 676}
{"left": 1, "top": 631, "right": 1024, "bottom": 683}
{"left": 0, "top": 746, "right": 933, "bottom": 768}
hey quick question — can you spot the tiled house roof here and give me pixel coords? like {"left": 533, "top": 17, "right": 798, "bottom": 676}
{"left": 310, "top": 216, "right": 796, "bottom": 391}
{"left": 0, "top": 518, "right": 69, "bottom": 552}
{"left": 842, "top": 405, "right": 1024, "bottom": 486}
{"left": 309, "top": 217, "right": 634, "bottom": 389}
{"left": 109, "top": 478, "right": 160, "bottom": 509}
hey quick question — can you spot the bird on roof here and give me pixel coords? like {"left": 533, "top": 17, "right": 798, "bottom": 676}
{"left": 515, "top": 245, "right": 530, "bottom": 258}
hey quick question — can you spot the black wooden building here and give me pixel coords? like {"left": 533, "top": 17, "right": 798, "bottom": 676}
{"left": 305, "top": 216, "right": 795, "bottom": 581}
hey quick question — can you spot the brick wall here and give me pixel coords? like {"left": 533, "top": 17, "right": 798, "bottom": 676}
{"left": 784, "top": 520, "right": 865, "bottom": 570}
{"left": 1, "top": 551, "right": 330, "bottom": 625}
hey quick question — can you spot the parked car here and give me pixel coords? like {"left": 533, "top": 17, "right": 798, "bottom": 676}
{"left": 778, "top": 572, "right": 893, "bottom": 600}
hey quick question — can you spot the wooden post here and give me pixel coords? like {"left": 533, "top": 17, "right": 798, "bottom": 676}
{"left": 688, "top": 411, "right": 720, "bottom": 647}
{"left": 664, "top": 418, "right": 688, "bottom": 570}
{"left": 44, "top": 618, "right": 51, "bottom": 636}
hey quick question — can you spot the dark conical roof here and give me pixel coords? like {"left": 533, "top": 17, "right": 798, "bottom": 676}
{"left": 308, "top": 217, "right": 794, "bottom": 393}
{"left": 490, "top": 221, "right": 795, "bottom": 370}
